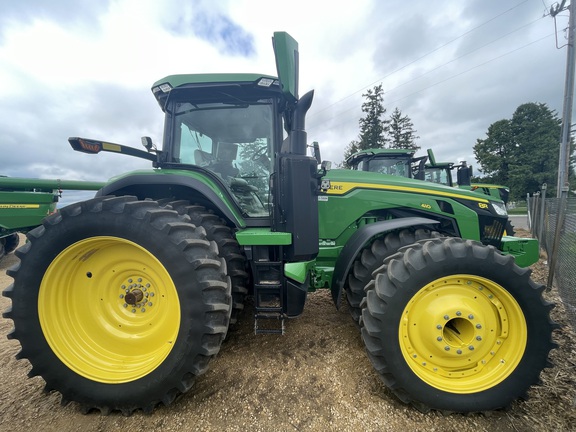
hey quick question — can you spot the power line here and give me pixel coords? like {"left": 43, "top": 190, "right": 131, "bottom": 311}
{"left": 308, "top": 1, "right": 530, "bottom": 119}
{"left": 308, "top": 33, "right": 555, "bottom": 134}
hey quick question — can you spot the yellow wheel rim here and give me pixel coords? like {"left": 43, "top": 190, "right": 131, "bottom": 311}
{"left": 399, "top": 275, "right": 527, "bottom": 393}
{"left": 38, "top": 236, "right": 181, "bottom": 384}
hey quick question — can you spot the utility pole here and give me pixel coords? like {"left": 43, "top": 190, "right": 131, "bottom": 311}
{"left": 552, "top": 0, "right": 575, "bottom": 197}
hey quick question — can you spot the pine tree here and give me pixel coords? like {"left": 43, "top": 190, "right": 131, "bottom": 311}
{"left": 388, "top": 107, "right": 420, "bottom": 150}
{"left": 343, "top": 84, "right": 389, "bottom": 167}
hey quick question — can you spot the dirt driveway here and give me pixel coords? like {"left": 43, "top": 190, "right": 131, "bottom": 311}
{"left": 0, "top": 232, "right": 575, "bottom": 432}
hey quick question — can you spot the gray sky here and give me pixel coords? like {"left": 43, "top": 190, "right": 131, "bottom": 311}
{"left": 0, "top": 0, "right": 570, "bottom": 204}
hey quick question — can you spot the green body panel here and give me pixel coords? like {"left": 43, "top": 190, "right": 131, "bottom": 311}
{"left": 284, "top": 260, "right": 315, "bottom": 284}
{"left": 235, "top": 228, "right": 291, "bottom": 246}
{"left": 319, "top": 168, "right": 485, "bottom": 239}
{"left": 0, "top": 190, "right": 56, "bottom": 232}
{"left": 500, "top": 236, "right": 539, "bottom": 267}
{"left": 0, "top": 177, "right": 104, "bottom": 238}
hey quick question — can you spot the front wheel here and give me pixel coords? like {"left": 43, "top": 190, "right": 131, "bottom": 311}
{"left": 361, "top": 237, "right": 556, "bottom": 413}
{"left": 346, "top": 228, "right": 439, "bottom": 323}
{"left": 3, "top": 196, "right": 231, "bottom": 414}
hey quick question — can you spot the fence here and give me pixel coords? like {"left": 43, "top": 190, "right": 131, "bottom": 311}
{"left": 528, "top": 185, "right": 576, "bottom": 330}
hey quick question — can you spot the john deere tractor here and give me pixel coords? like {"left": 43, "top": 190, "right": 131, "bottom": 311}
{"left": 3, "top": 32, "right": 555, "bottom": 415}
{"left": 423, "top": 148, "right": 511, "bottom": 202}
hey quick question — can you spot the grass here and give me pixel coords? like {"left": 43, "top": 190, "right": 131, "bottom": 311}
{"left": 508, "top": 206, "right": 527, "bottom": 215}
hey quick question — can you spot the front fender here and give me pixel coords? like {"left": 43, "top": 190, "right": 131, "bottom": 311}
{"left": 330, "top": 217, "right": 439, "bottom": 307}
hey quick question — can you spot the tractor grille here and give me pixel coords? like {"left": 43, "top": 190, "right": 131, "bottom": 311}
{"left": 478, "top": 215, "right": 505, "bottom": 247}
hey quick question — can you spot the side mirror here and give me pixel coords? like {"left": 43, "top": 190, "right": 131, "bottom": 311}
{"left": 141, "top": 136, "right": 156, "bottom": 152}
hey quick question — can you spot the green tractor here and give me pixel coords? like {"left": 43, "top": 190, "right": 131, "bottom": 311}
{"left": 423, "top": 148, "right": 510, "bottom": 203}
{"left": 0, "top": 177, "right": 104, "bottom": 260}
{"left": 347, "top": 147, "right": 516, "bottom": 233}
{"left": 3, "top": 32, "right": 555, "bottom": 415}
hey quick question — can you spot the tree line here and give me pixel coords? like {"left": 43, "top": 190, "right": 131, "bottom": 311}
{"left": 343, "top": 85, "right": 575, "bottom": 200}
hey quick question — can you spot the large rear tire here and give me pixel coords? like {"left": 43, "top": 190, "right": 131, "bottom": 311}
{"left": 166, "top": 201, "right": 249, "bottom": 326}
{"left": 346, "top": 228, "right": 438, "bottom": 323}
{"left": 361, "top": 237, "right": 556, "bottom": 413}
{"left": 3, "top": 196, "right": 231, "bottom": 414}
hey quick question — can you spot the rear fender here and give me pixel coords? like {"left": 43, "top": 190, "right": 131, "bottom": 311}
{"left": 96, "top": 173, "right": 245, "bottom": 228}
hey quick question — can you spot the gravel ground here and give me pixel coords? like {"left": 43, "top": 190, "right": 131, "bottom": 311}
{"left": 0, "top": 231, "right": 575, "bottom": 432}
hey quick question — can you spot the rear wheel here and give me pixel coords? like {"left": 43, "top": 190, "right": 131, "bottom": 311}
{"left": 3, "top": 196, "right": 231, "bottom": 414}
{"left": 346, "top": 228, "right": 438, "bottom": 323}
{"left": 361, "top": 237, "right": 556, "bottom": 412}
{"left": 166, "top": 201, "right": 249, "bottom": 326}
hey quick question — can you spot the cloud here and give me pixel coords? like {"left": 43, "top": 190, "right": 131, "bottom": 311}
{"left": 162, "top": 0, "right": 255, "bottom": 56}
{"left": 0, "top": 0, "right": 571, "bottom": 196}
{"left": 0, "top": 0, "right": 110, "bottom": 43}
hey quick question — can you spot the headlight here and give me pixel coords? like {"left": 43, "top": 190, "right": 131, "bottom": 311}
{"left": 491, "top": 201, "right": 508, "bottom": 216}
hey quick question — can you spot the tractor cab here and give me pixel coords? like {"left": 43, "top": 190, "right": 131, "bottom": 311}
{"left": 424, "top": 148, "right": 472, "bottom": 187}
{"left": 346, "top": 148, "right": 427, "bottom": 179}
{"left": 152, "top": 76, "right": 280, "bottom": 218}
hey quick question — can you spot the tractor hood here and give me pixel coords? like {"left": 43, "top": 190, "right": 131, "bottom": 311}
{"left": 323, "top": 169, "right": 495, "bottom": 204}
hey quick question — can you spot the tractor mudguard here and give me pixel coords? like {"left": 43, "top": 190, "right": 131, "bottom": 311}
{"left": 284, "top": 261, "right": 314, "bottom": 317}
{"left": 96, "top": 173, "right": 245, "bottom": 228}
{"left": 330, "top": 217, "right": 439, "bottom": 307}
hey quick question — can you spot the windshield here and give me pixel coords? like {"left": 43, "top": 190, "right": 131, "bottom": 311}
{"left": 357, "top": 157, "right": 412, "bottom": 177}
{"left": 172, "top": 100, "right": 274, "bottom": 217}
{"left": 425, "top": 167, "right": 451, "bottom": 186}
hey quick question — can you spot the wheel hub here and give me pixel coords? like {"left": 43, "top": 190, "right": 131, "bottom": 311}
{"left": 120, "top": 277, "right": 155, "bottom": 313}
